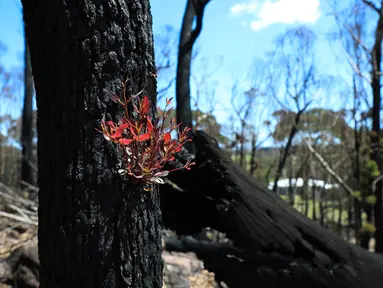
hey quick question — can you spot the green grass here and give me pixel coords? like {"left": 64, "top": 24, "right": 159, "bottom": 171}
{"left": 280, "top": 195, "right": 350, "bottom": 224}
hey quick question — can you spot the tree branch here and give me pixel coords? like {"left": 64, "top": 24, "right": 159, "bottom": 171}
{"left": 361, "top": 0, "right": 380, "bottom": 14}
{"left": 180, "top": 0, "right": 211, "bottom": 55}
{"left": 303, "top": 137, "right": 355, "bottom": 198}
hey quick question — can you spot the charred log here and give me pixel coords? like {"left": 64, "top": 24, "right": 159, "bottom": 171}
{"left": 160, "top": 131, "right": 383, "bottom": 288}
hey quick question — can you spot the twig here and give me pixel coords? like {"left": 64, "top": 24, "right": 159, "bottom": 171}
{"left": 361, "top": 0, "right": 380, "bottom": 14}
{"left": 303, "top": 137, "right": 355, "bottom": 198}
{"left": 0, "top": 211, "right": 38, "bottom": 226}
{"left": 338, "top": 40, "right": 372, "bottom": 83}
{"left": 0, "top": 182, "right": 37, "bottom": 207}
{"left": 8, "top": 204, "right": 33, "bottom": 222}
{"left": 0, "top": 190, "right": 36, "bottom": 208}
{"left": 157, "top": 78, "right": 175, "bottom": 100}
{"left": 20, "top": 180, "right": 39, "bottom": 192}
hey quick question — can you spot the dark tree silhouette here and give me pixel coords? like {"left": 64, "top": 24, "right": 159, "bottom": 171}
{"left": 21, "top": 33, "right": 34, "bottom": 187}
{"left": 22, "top": 1, "right": 163, "bottom": 287}
{"left": 362, "top": 0, "right": 383, "bottom": 253}
{"left": 161, "top": 131, "right": 383, "bottom": 288}
{"left": 176, "top": 0, "right": 210, "bottom": 152}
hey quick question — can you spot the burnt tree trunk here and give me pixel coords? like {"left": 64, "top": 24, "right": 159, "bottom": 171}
{"left": 23, "top": 1, "right": 163, "bottom": 287}
{"left": 21, "top": 33, "right": 34, "bottom": 187}
{"left": 176, "top": 0, "right": 210, "bottom": 152}
{"left": 249, "top": 131, "right": 257, "bottom": 175}
{"left": 372, "top": 14, "right": 383, "bottom": 253}
{"left": 161, "top": 131, "right": 383, "bottom": 288}
{"left": 312, "top": 185, "right": 317, "bottom": 221}
{"left": 352, "top": 76, "right": 362, "bottom": 242}
{"left": 362, "top": 0, "right": 383, "bottom": 253}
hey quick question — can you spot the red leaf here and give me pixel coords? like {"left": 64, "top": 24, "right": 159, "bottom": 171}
{"left": 106, "top": 121, "right": 115, "bottom": 127}
{"left": 119, "top": 138, "right": 134, "bottom": 145}
{"left": 129, "top": 124, "right": 137, "bottom": 137}
{"left": 136, "top": 133, "right": 150, "bottom": 142}
{"left": 111, "top": 123, "right": 129, "bottom": 139}
{"left": 166, "top": 97, "right": 173, "bottom": 106}
{"left": 175, "top": 145, "right": 182, "bottom": 152}
{"left": 141, "top": 96, "right": 150, "bottom": 115}
{"left": 163, "top": 132, "right": 171, "bottom": 143}
{"left": 147, "top": 117, "right": 154, "bottom": 133}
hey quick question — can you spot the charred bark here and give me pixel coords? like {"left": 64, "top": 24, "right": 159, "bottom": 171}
{"left": 372, "top": 13, "right": 383, "bottom": 252}
{"left": 22, "top": 1, "right": 163, "bottom": 287}
{"left": 176, "top": 0, "right": 210, "bottom": 152}
{"left": 362, "top": 0, "right": 383, "bottom": 253}
{"left": 249, "top": 131, "right": 257, "bottom": 175}
{"left": 161, "top": 131, "right": 383, "bottom": 288}
{"left": 21, "top": 36, "right": 34, "bottom": 187}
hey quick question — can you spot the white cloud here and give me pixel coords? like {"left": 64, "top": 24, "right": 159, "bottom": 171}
{"left": 230, "top": 0, "right": 320, "bottom": 31}
{"left": 230, "top": 2, "right": 258, "bottom": 15}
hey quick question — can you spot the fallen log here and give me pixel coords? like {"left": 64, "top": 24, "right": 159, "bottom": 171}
{"left": 160, "top": 131, "right": 383, "bottom": 288}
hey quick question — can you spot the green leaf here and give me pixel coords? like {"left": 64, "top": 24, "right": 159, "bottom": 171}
{"left": 352, "top": 191, "right": 361, "bottom": 198}
{"left": 366, "top": 195, "right": 377, "bottom": 205}
{"left": 360, "top": 222, "right": 376, "bottom": 233}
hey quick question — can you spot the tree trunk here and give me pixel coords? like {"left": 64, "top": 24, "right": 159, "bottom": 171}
{"left": 319, "top": 188, "right": 325, "bottom": 227}
{"left": 338, "top": 194, "right": 343, "bottom": 235}
{"left": 304, "top": 182, "right": 309, "bottom": 217}
{"left": 176, "top": 0, "right": 210, "bottom": 153}
{"left": 176, "top": 0, "right": 194, "bottom": 135}
{"left": 288, "top": 162, "right": 295, "bottom": 206}
{"left": 312, "top": 186, "right": 317, "bottom": 221}
{"left": 352, "top": 76, "right": 362, "bottom": 241}
{"left": 365, "top": 0, "right": 383, "bottom": 253}
{"left": 22, "top": 1, "right": 163, "bottom": 287}
{"left": 249, "top": 131, "right": 257, "bottom": 175}
{"left": 21, "top": 35, "right": 34, "bottom": 187}
{"left": 272, "top": 109, "right": 306, "bottom": 193}
{"left": 239, "top": 120, "right": 245, "bottom": 168}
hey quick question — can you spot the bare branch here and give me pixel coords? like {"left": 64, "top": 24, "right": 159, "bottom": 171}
{"left": 0, "top": 210, "right": 38, "bottom": 226}
{"left": 335, "top": 12, "right": 371, "bottom": 55}
{"left": 157, "top": 78, "right": 175, "bottom": 100}
{"left": 303, "top": 137, "right": 355, "bottom": 198}
{"left": 339, "top": 40, "right": 372, "bottom": 83}
{"left": 181, "top": 0, "right": 211, "bottom": 55}
{"left": 361, "top": 0, "right": 380, "bottom": 13}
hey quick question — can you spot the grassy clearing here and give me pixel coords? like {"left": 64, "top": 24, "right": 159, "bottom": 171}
{"left": 280, "top": 195, "right": 352, "bottom": 224}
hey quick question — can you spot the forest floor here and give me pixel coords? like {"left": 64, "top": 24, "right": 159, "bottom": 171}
{"left": 0, "top": 216, "right": 218, "bottom": 288}
{"left": 0, "top": 182, "right": 220, "bottom": 287}
{"left": 0, "top": 181, "right": 375, "bottom": 287}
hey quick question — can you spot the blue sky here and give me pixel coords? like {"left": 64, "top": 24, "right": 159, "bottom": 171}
{"left": 0, "top": 0, "right": 369, "bottom": 144}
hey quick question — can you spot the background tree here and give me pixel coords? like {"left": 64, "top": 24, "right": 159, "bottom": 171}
{"left": 332, "top": 0, "right": 383, "bottom": 251}
{"left": 21, "top": 25, "right": 34, "bottom": 188}
{"left": 176, "top": 0, "right": 210, "bottom": 152}
{"left": 270, "top": 27, "right": 316, "bottom": 193}
{"left": 361, "top": 0, "right": 383, "bottom": 254}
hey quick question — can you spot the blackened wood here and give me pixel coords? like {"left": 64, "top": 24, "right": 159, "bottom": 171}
{"left": 22, "top": 1, "right": 163, "bottom": 287}
{"left": 161, "top": 131, "right": 383, "bottom": 288}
